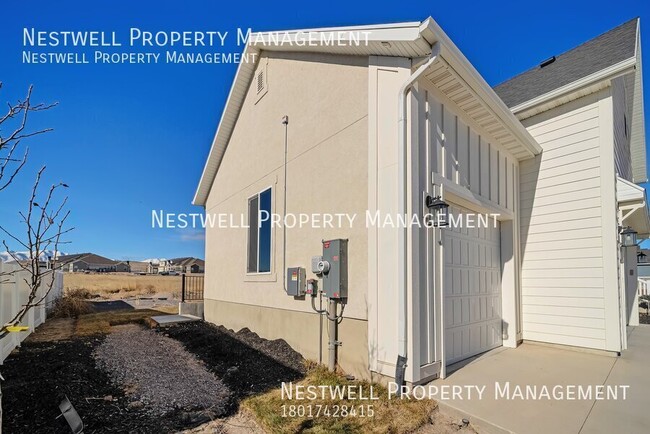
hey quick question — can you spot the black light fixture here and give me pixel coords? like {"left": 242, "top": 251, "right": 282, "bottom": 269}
{"left": 426, "top": 195, "right": 449, "bottom": 227}
{"left": 637, "top": 251, "right": 647, "bottom": 263}
{"left": 620, "top": 226, "right": 638, "bottom": 248}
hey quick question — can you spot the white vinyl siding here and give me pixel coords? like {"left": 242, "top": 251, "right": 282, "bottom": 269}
{"left": 520, "top": 92, "right": 614, "bottom": 350}
{"left": 612, "top": 77, "right": 632, "bottom": 181}
{"left": 626, "top": 38, "right": 647, "bottom": 183}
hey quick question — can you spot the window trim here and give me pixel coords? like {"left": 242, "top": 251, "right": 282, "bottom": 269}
{"left": 246, "top": 186, "right": 273, "bottom": 276}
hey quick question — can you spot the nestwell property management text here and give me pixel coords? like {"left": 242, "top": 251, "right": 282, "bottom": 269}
{"left": 21, "top": 28, "right": 372, "bottom": 64}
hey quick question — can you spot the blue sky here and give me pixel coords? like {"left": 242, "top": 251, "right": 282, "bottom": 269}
{"left": 0, "top": 0, "right": 648, "bottom": 260}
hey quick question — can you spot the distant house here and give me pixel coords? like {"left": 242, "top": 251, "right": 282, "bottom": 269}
{"left": 147, "top": 259, "right": 170, "bottom": 274}
{"left": 114, "top": 261, "right": 131, "bottom": 273}
{"left": 146, "top": 257, "right": 204, "bottom": 274}
{"left": 169, "top": 257, "right": 205, "bottom": 274}
{"left": 58, "top": 253, "right": 130, "bottom": 273}
{"left": 129, "top": 261, "right": 150, "bottom": 274}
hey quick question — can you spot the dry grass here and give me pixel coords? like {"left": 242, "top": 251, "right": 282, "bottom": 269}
{"left": 74, "top": 306, "right": 178, "bottom": 336}
{"left": 50, "top": 288, "right": 95, "bottom": 318}
{"left": 243, "top": 364, "right": 436, "bottom": 434}
{"left": 64, "top": 273, "right": 182, "bottom": 299}
{"left": 30, "top": 306, "right": 178, "bottom": 342}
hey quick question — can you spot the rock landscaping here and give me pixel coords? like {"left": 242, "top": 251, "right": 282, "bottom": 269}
{"left": 93, "top": 324, "right": 230, "bottom": 421}
{"left": 1, "top": 312, "right": 305, "bottom": 433}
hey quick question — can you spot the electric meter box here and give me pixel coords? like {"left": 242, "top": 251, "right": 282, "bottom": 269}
{"left": 311, "top": 256, "right": 324, "bottom": 274}
{"left": 322, "top": 239, "right": 348, "bottom": 299}
{"left": 286, "top": 267, "right": 306, "bottom": 297}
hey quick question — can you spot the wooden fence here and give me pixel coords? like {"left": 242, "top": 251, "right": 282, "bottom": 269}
{"left": 0, "top": 262, "right": 63, "bottom": 363}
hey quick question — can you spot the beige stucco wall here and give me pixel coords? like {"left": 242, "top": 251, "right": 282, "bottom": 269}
{"left": 205, "top": 299, "right": 369, "bottom": 379}
{"left": 203, "top": 51, "right": 369, "bottom": 375}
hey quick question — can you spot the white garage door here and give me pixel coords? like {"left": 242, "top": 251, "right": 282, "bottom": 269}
{"left": 444, "top": 209, "right": 502, "bottom": 365}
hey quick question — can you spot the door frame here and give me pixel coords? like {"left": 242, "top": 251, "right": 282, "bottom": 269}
{"left": 428, "top": 177, "right": 521, "bottom": 379}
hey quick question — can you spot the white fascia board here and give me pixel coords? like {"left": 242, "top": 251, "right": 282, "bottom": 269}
{"left": 419, "top": 18, "right": 542, "bottom": 157}
{"left": 193, "top": 21, "right": 427, "bottom": 206}
{"left": 510, "top": 57, "right": 637, "bottom": 115}
{"left": 617, "top": 176, "right": 647, "bottom": 203}
{"left": 249, "top": 22, "right": 422, "bottom": 47}
{"left": 193, "top": 45, "right": 261, "bottom": 206}
{"left": 194, "top": 17, "right": 544, "bottom": 205}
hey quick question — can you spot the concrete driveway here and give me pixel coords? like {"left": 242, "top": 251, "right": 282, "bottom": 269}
{"left": 433, "top": 326, "right": 650, "bottom": 434}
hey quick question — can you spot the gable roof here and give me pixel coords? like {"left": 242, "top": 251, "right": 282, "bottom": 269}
{"left": 495, "top": 18, "right": 647, "bottom": 183}
{"left": 193, "top": 17, "right": 542, "bottom": 206}
{"left": 58, "top": 253, "right": 117, "bottom": 266}
{"left": 169, "top": 257, "right": 204, "bottom": 267}
{"left": 494, "top": 18, "right": 639, "bottom": 109}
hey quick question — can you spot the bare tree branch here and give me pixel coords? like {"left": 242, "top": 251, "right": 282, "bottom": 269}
{"left": 0, "top": 83, "right": 64, "bottom": 428}
{"left": 0, "top": 167, "right": 71, "bottom": 340}
{"left": 0, "top": 83, "right": 58, "bottom": 190}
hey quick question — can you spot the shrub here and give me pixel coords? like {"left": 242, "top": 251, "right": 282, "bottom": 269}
{"left": 51, "top": 290, "right": 95, "bottom": 318}
{"left": 66, "top": 287, "right": 94, "bottom": 299}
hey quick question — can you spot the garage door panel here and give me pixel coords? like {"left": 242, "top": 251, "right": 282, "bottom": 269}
{"left": 445, "top": 205, "right": 502, "bottom": 365}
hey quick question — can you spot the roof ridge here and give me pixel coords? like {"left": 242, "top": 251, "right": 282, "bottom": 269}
{"left": 495, "top": 17, "right": 639, "bottom": 88}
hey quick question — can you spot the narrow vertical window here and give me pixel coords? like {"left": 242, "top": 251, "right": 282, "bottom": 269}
{"left": 247, "top": 188, "right": 272, "bottom": 273}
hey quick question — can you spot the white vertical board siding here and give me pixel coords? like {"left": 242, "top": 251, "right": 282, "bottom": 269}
{"left": 421, "top": 82, "right": 516, "bottom": 212}
{"left": 612, "top": 77, "right": 632, "bottom": 181}
{"left": 520, "top": 91, "right": 617, "bottom": 351}
{"left": 413, "top": 80, "right": 519, "bottom": 373}
{"left": 469, "top": 131, "right": 480, "bottom": 195}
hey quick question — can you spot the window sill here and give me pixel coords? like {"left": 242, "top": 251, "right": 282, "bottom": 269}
{"left": 244, "top": 272, "right": 277, "bottom": 283}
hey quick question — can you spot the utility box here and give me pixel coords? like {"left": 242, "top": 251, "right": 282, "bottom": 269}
{"left": 311, "top": 256, "right": 324, "bottom": 274}
{"left": 286, "top": 267, "right": 306, "bottom": 296}
{"left": 321, "top": 239, "right": 348, "bottom": 299}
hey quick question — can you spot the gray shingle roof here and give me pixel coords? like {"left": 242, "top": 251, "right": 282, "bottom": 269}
{"left": 58, "top": 252, "right": 117, "bottom": 265}
{"left": 494, "top": 18, "right": 639, "bottom": 108}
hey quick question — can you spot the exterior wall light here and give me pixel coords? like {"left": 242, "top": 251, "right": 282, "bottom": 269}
{"left": 620, "top": 226, "right": 638, "bottom": 248}
{"left": 426, "top": 195, "right": 449, "bottom": 227}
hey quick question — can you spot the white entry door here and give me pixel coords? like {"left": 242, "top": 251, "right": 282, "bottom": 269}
{"left": 444, "top": 208, "right": 502, "bottom": 364}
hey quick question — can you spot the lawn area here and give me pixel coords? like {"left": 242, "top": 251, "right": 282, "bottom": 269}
{"left": 243, "top": 365, "right": 437, "bottom": 434}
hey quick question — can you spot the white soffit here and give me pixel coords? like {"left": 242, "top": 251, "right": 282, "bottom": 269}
{"left": 617, "top": 176, "right": 650, "bottom": 238}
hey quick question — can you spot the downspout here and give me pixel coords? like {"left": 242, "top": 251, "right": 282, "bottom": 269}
{"left": 396, "top": 42, "right": 440, "bottom": 388}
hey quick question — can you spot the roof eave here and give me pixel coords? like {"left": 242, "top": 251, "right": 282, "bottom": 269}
{"left": 193, "top": 44, "right": 261, "bottom": 206}
{"left": 193, "top": 18, "right": 544, "bottom": 206}
{"left": 509, "top": 56, "right": 637, "bottom": 117}
{"left": 420, "top": 18, "right": 542, "bottom": 157}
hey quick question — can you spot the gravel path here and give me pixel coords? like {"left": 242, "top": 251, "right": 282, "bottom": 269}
{"left": 93, "top": 324, "right": 230, "bottom": 418}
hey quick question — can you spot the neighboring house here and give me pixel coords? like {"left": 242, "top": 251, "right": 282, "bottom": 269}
{"left": 194, "top": 17, "right": 648, "bottom": 383}
{"left": 114, "top": 261, "right": 131, "bottom": 272}
{"left": 58, "top": 253, "right": 130, "bottom": 273}
{"left": 169, "top": 257, "right": 205, "bottom": 274}
{"left": 147, "top": 258, "right": 171, "bottom": 274}
{"left": 129, "top": 260, "right": 150, "bottom": 274}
